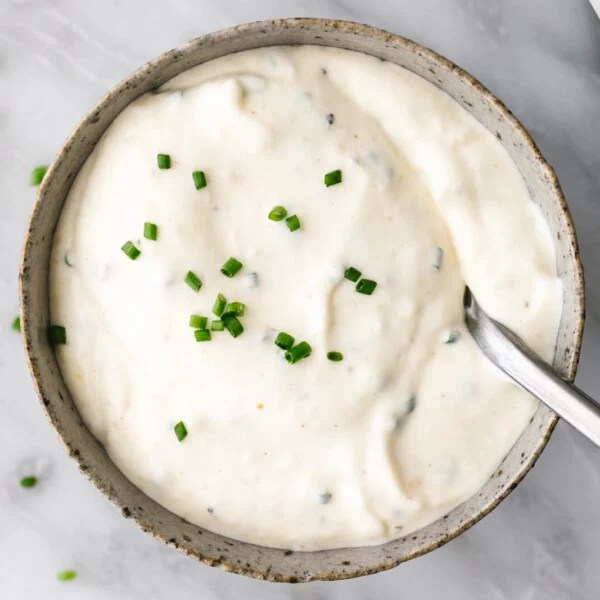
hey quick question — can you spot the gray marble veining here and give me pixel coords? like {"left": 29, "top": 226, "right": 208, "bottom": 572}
{"left": 1, "top": 1, "right": 599, "bottom": 598}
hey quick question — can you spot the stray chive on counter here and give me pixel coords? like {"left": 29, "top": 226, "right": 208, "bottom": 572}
{"left": 49, "top": 45, "right": 562, "bottom": 551}
{"left": 57, "top": 570, "right": 77, "bottom": 582}
{"left": 20, "top": 476, "right": 38, "bottom": 488}
{"left": 31, "top": 165, "right": 48, "bottom": 186}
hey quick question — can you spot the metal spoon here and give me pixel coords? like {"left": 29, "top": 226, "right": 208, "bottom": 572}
{"left": 464, "top": 288, "right": 600, "bottom": 447}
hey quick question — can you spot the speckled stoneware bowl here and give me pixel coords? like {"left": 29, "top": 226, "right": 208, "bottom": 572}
{"left": 20, "top": 18, "right": 585, "bottom": 582}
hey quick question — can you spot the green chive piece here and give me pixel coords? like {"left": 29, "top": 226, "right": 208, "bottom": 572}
{"left": 211, "top": 320, "right": 224, "bottom": 331}
{"left": 11, "top": 316, "right": 21, "bottom": 332}
{"left": 193, "top": 170, "right": 207, "bottom": 190}
{"left": 121, "top": 241, "right": 141, "bottom": 260}
{"left": 274, "top": 332, "right": 294, "bottom": 350}
{"left": 189, "top": 315, "right": 208, "bottom": 329}
{"left": 285, "top": 341, "right": 312, "bottom": 364}
{"left": 194, "top": 329, "right": 211, "bottom": 342}
{"left": 157, "top": 153, "right": 171, "bottom": 169}
{"left": 286, "top": 215, "right": 301, "bottom": 232}
{"left": 221, "top": 257, "right": 243, "bottom": 278}
{"left": 444, "top": 330, "right": 461, "bottom": 344}
{"left": 327, "top": 351, "right": 344, "bottom": 362}
{"left": 324, "top": 169, "right": 342, "bottom": 187}
{"left": 31, "top": 165, "right": 48, "bottom": 186}
{"left": 57, "top": 570, "right": 77, "bottom": 582}
{"left": 212, "top": 293, "right": 227, "bottom": 316}
{"left": 356, "top": 279, "right": 377, "bottom": 295}
{"left": 184, "top": 271, "right": 202, "bottom": 292}
{"left": 222, "top": 314, "right": 244, "bottom": 338}
{"left": 48, "top": 325, "right": 67, "bottom": 345}
{"left": 268, "top": 206, "right": 287, "bottom": 221}
{"left": 143, "top": 222, "right": 158, "bottom": 241}
{"left": 433, "top": 247, "right": 444, "bottom": 270}
{"left": 223, "top": 302, "right": 246, "bottom": 317}
{"left": 174, "top": 421, "right": 188, "bottom": 442}
{"left": 344, "top": 267, "right": 361, "bottom": 282}
{"left": 20, "top": 476, "right": 37, "bottom": 488}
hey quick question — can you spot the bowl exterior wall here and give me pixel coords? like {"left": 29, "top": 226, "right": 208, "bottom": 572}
{"left": 19, "top": 19, "right": 584, "bottom": 582}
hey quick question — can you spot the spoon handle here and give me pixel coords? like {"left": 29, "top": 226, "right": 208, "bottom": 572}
{"left": 466, "top": 300, "right": 600, "bottom": 447}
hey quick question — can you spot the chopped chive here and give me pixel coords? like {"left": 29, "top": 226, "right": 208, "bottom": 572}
{"left": 327, "top": 351, "right": 344, "bottom": 362}
{"left": 286, "top": 215, "right": 301, "bottom": 232}
{"left": 174, "top": 421, "right": 187, "bottom": 442}
{"left": 211, "top": 320, "right": 224, "bottom": 331}
{"left": 326, "top": 113, "right": 335, "bottom": 125}
{"left": 11, "top": 316, "right": 21, "bottom": 332}
{"left": 57, "top": 570, "right": 77, "bottom": 582}
{"left": 344, "top": 266, "right": 361, "bottom": 282}
{"left": 212, "top": 293, "right": 227, "bottom": 316}
{"left": 121, "top": 241, "right": 141, "bottom": 260}
{"left": 31, "top": 165, "right": 48, "bottom": 186}
{"left": 48, "top": 325, "right": 67, "bottom": 345}
{"left": 157, "top": 153, "right": 171, "bottom": 169}
{"left": 433, "top": 246, "right": 444, "bottom": 270}
{"left": 20, "top": 476, "right": 37, "bottom": 488}
{"left": 143, "top": 222, "right": 158, "bottom": 241}
{"left": 184, "top": 271, "right": 202, "bottom": 292}
{"left": 223, "top": 302, "right": 246, "bottom": 317}
{"left": 194, "top": 329, "right": 211, "bottom": 342}
{"left": 285, "top": 341, "right": 312, "bottom": 364}
{"left": 407, "top": 395, "right": 416, "bottom": 414}
{"left": 221, "top": 257, "right": 243, "bottom": 278}
{"left": 324, "top": 169, "right": 342, "bottom": 187}
{"left": 268, "top": 206, "right": 287, "bottom": 221}
{"left": 192, "top": 170, "right": 207, "bottom": 190}
{"left": 274, "top": 332, "right": 294, "bottom": 350}
{"left": 356, "top": 279, "right": 377, "bottom": 295}
{"left": 222, "top": 314, "right": 244, "bottom": 338}
{"left": 444, "top": 330, "right": 461, "bottom": 344}
{"left": 189, "top": 315, "right": 207, "bottom": 329}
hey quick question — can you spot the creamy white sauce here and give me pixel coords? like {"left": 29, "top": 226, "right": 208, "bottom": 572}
{"left": 49, "top": 46, "right": 562, "bottom": 550}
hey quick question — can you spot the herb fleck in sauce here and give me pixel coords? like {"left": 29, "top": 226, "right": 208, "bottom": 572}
{"left": 319, "top": 492, "right": 332, "bottom": 505}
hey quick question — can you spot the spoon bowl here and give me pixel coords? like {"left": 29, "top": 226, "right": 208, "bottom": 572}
{"left": 465, "top": 288, "right": 599, "bottom": 447}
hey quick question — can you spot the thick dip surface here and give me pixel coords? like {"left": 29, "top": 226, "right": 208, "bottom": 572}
{"left": 49, "top": 46, "right": 562, "bottom": 550}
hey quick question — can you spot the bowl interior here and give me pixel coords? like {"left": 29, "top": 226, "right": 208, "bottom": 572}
{"left": 20, "top": 19, "right": 584, "bottom": 582}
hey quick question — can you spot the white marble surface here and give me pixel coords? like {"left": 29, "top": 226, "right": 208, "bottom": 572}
{"left": 1, "top": 1, "right": 600, "bottom": 598}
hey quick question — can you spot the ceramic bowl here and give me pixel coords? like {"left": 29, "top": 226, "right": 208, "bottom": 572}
{"left": 19, "top": 18, "right": 585, "bottom": 582}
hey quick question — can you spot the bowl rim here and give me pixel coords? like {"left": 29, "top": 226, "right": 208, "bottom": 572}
{"left": 19, "top": 17, "right": 585, "bottom": 582}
